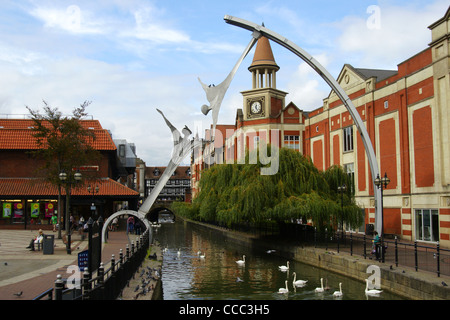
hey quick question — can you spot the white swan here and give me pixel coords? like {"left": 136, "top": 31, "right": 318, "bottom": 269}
{"left": 333, "top": 282, "right": 343, "bottom": 298}
{"left": 278, "top": 261, "right": 289, "bottom": 272}
{"left": 199, "top": 252, "right": 206, "bottom": 259}
{"left": 177, "top": 249, "right": 181, "bottom": 256}
{"left": 278, "top": 280, "right": 289, "bottom": 294}
{"left": 236, "top": 255, "right": 245, "bottom": 266}
{"left": 315, "top": 278, "right": 324, "bottom": 293}
{"left": 365, "top": 279, "right": 383, "bottom": 296}
{"left": 292, "top": 272, "right": 308, "bottom": 287}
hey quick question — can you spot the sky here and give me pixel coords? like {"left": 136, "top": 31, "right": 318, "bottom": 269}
{"left": 0, "top": 0, "right": 447, "bottom": 166}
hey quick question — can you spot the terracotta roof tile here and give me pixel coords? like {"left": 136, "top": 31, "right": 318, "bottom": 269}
{"left": 0, "top": 119, "right": 116, "bottom": 151}
{"left": 0, "top": 178, "right": 139, "bottom": 197}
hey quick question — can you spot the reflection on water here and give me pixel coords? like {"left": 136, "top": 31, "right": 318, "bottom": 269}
{"left": 156, "top": 220, "right": 405, "bottom": 300}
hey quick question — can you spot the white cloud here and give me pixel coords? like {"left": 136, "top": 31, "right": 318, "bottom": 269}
{"left": 29, "top": 5, "right": 105, "bottom": 34}
{"left": 334, "top": 1, "right": 448, "bottom": 68}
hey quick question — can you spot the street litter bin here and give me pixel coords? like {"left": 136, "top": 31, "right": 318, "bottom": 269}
{"left": 43, "top": 234, "right": 54, "bottom": 255}
{"left": 365, "top": 224, "right": 374, "bottom": 236}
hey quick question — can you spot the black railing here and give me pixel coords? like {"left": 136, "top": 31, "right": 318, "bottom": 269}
{"left": 311, "top": 228, "right": 450, "bottom": 278}
{"left": 194, "top": 220, "right": 450, "bottom": 278}
{"left": 33, "top": 229, "right": 150, "bottom": 300}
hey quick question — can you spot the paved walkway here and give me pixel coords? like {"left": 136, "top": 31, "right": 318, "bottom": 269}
{"left": 0, "top": 229, "right": 136, "bottom": 300}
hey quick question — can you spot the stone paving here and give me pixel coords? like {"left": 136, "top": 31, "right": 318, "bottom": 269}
{"left": 0, "top": 228, "right": 137, "bottom": 300}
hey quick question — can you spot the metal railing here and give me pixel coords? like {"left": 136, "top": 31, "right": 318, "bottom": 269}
{"left": 310, "top": 228, "right": 450, "bottom": 278}
{"left": 33, "top": 229, "right": 150, "bottom": 300}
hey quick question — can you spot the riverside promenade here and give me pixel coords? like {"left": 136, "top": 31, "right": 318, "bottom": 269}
{"left": 0, "top": 228, "right": 145, "bottom": 300}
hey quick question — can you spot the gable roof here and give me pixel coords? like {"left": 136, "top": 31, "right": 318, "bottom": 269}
{"left": 0, "top": 178, "right": 139, "bottom": 198}
{"left": 0, "top": 119, "right": 116, "bottom": 151}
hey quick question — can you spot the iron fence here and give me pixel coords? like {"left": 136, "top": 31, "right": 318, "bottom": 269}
{"left": 33, "top": 229, "right": 150, "bottom": 300}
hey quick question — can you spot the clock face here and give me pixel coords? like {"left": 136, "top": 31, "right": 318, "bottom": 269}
{"left": 251, "top": 101, "right": 262, "bottom": 114}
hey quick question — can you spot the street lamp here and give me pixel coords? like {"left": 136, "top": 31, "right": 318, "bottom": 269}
{"left": 59, "top": 169, "right": 82, "bottom": 254}
{"left": 337, "top": 184, "right": 347, "bottom": 235}
{"left": 374, "top": 172, "right": 390, "bottom": 262}
{"left": 87, "top": 184, "right": 100, "bottom": 217}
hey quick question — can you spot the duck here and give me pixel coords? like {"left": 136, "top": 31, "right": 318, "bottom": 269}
{"left": 236, "top": 255, "right": 246, "bottom": 266}
{"left": 292, "top": 272, "right": 308, "bottom": 287}
{"left": 365, "top": 279, "right": 383, "bottom": 296}
{"left": 278, "top": 280, "right": 289, "bottom": 294}
{"left": 315, "top": 278, "right": 324, "bottom": 293}
{"left": 278, "top": 261, "right": 289, "bottom": 272}
{"left": 333, "top": 282, "right": 343, "bottom": 298}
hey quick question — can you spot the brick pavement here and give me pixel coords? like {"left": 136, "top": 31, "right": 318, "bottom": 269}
{"left": 0, "top": 229, "right": 133, "bottom": 300}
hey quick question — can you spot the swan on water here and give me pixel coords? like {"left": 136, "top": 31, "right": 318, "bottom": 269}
{"left": 278, "top": 261, "right": 289, "bottom": 272}
{"left": 333, "top": 283, "right": 343, "bottom": 298}
{"left": 365, "top": 279, "right": 383, "bottom": 296}
{"left": 292, "top": 272, "right": 308, "bottom": 287}
{"left": 278, "top": 280, "right": 289, "bottom": 294}
{"left": 315, "top": 278, "right": 324, "bottom": 293}
{"left": 236, "top": 255, "right": 245, "bottom": 266}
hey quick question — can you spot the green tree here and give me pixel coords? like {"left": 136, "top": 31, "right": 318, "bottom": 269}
{"left": 27, "top": 100, "right": 101, "bottom": 239}
{"left": 173, "top": 147, "right": 363, "bottom": 232}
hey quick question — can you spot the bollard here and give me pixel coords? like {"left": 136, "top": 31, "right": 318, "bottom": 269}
{"left": 414, "top": 240, "right": 418, "bottom": 272}
{"left": 363, "top": 234, "right": 367, "bottom": 259}
{"left": 54, "top": 274, "right": 64, "bottom": 300}
{"left": 83, "top": 268, "right": 91, "bottom": 300}
{"left": 98, "top": 262, "right": 105, "bottom": 300}
{"left": 395, "top": 236, "right": 398, "bottom": 267}
{"left": 119, "top": 249, "right": 123, "bottom": 266}
{"left": 126, "top": 244, "right": 130, "bottom": 260}
{"left": 350, "top": 233, "right": 353, "bottom": 256}
{"left": 437, "top": 241, "right": 440, "bottom": 277}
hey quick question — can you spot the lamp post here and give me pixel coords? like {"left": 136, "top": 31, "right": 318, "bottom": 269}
{"left": 87, "top": 184, "right": 100, "bottom": 217}
{"left": 337, "top": 184, "right": 347, "bottom": 235}
{"left": 59, "top": 169, "right": 82, "bottom": 254}
{"left": 374, "top": 172, "right": 390, "bottom": 262}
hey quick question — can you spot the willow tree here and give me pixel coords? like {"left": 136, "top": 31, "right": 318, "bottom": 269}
{"left": 27, "top": 100, "right": 101, "bottom": 239}
{"left": 173, "top": 147, "right": 363, "bottom": 232}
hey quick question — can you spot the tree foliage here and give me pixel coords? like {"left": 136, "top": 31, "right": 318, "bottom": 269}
{"left": 173, "top": 147, "right": 363, "bottom": 232}
{"left": 26, "top": 100, "right": 101, "bottom": 184}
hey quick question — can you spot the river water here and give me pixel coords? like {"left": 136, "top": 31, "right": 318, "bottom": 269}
{"left": 155, "top": 219, "right": 405, "bottom": 300}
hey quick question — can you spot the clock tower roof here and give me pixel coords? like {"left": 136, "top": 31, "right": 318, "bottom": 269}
{"left": 248, "top": 36, "right": 279, "bottom": 71}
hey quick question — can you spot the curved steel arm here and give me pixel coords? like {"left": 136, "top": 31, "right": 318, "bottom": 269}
{"left": 224, "top": 15, "right": 382, "bottom": 235}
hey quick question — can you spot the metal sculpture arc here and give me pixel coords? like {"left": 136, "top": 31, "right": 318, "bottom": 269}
{"left": 223, "top": 15, "right": 382, "bottom": 234}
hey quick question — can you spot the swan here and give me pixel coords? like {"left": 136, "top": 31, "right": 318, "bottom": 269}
{"left": 365, "top": 279, "right": 383, "bottom": 296}
{"left": 278, "top": 280, "right": 289, "bottom": 294}
{"left": 292, "top": 272, "right": 308, "bottom": 287}
{"left": 236, "top": 255, "right": 246, "bottom": 266}
{"left": 199, "top": 252, "right": 206, "bottom": 259}
{"left": 333, "top": 283, "right": 343, "bottom": 298}
{"left": 197, "top": 250, "right": 202, "bottom": 256}
{"left": 278, "top": 261, "right": 289, "bottom": 272}
{"left": 315, "top": 278, "right": 324, "bottom": 293}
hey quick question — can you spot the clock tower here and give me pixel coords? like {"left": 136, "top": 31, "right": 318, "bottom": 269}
{"left": 242, "top": 35, "right": 287, "bottom": 120}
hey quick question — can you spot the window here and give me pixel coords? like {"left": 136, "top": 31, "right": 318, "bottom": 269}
{"left": 284, "top": 135, "right": 300, "bottom": 151}
{"left": 119, "top": 144, "right": 126, "bottom": 157}
{"left": 415, "top": 209, "right": 439, "bottom": 242}
{"left": 343, "top": 126, "right": 353, "bottom": 152}
{"left": 344, "top": 163, "right": 355, "bottom": 194}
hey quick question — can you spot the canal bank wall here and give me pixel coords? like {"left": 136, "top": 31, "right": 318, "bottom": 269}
{"left": 180, "top": 217, "right": 450, "bottom": 300}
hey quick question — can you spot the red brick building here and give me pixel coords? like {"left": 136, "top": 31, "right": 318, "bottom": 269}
{"left": 0, "top": 118, "right": 139, "bottom": 229}
{"left": 193, "top": 8, "right": 450, "bottom": 247}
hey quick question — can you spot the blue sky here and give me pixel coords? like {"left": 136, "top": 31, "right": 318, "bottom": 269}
{"left": 0, "top": 0, "right": 447, "bottom": 165}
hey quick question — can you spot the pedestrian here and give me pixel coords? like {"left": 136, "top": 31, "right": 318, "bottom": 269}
{"left": 127, "top": 216, "right": 135, "bottom": 234}
{"left": 26, "top": 229, "right": 44, "bottom": 251}
{"left": 373, "top": 231, "right": 381, "bottom": 260}
{"left": 51, "top": 213, "right": 58, "bottom": 232}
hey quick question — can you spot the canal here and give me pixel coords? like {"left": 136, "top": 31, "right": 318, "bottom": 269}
{"left": 155, "top": 219, "right": 405, "bottom": 300}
